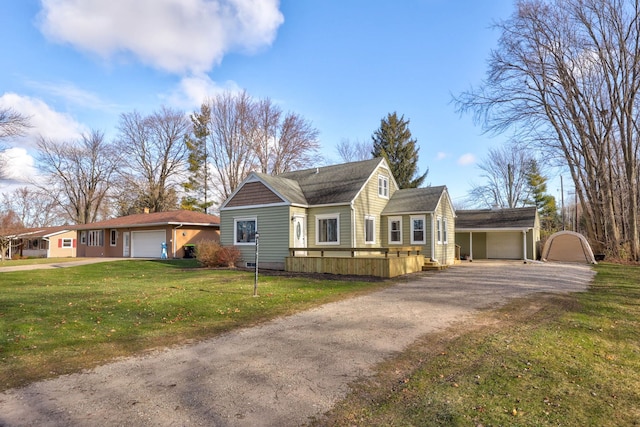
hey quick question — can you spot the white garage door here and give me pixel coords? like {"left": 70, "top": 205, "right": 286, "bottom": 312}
{"left": 487, "top": 232, "right": 522, "bottom": 259}
{"left": 131, "top": 230, "right": 166, "bottom": 258}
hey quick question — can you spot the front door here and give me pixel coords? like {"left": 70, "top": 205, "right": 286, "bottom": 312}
{"left": 123, "top": 232, "right": 130, "bottom": 257}
{"left": 292, "top": 215, "right": 306, "bottom": 256}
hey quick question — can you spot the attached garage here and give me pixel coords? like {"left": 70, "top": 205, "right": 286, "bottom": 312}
{"left": 131, "top": 230, "right": 167, "bottom": 258}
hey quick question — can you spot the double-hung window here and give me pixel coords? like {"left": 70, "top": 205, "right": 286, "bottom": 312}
{"left": 235, "top": 218, "right": 257, "bottom": 244}
{"left": 388, "top": 217, "right": 402, "bottom": 244}
{"left": 378, "top": 175, "right": 389, "bottom": 198}
{"left": 411, "top": 215, "right": 426, "bottom": 244}
{"left": 61, "top": 238, "right": 73, "bottom": 248}
{"left": 364, "top": 215, "right": 375, "bottom": 244}
{"left": 316, "top": 214, "right": 339, "bottom": 244}
{"left": 87, "top": 230, "right": 103, "bottom": 247}
{"left": 436, "top": 216, "right": 442, "bottom": 244}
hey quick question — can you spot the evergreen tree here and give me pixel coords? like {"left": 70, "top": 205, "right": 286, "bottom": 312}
{"left": 182, "top": 104, "right": 214, "bottom": 213}
{"left": 371, "top": 112, "right": 427, "bottom": 188}
{"left": 525, "top": 160, "right": 560, "bottom": 235}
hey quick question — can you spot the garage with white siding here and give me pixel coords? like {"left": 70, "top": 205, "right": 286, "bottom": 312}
{"left": 131, "top": 230, "right": 167, "bottom": 258}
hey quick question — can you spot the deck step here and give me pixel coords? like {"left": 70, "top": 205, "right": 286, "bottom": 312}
{"left": 422, "top": 261, "right": 448, "bottom": 271}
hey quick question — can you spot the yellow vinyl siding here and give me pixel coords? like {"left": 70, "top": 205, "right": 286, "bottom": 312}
{"left": 307, "top": 205, "right": 352, "bottom": 248}
{"left": 352, "top": 165, "right": 393, "bottom": 247}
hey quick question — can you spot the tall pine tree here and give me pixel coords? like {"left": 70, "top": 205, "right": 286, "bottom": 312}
{"left": 181, "top": 104, "right": 214, "bottom": 213}
{"left": 525, "top": 160, "right": 560, "bottom": 235}
{"left": 371, "top": 112, "right": 427, "bottom": 188}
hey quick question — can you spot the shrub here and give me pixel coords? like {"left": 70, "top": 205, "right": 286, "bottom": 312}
{"left": 195, "top": 240, "right": 220, "bottom": 267}
{"left": 195, "top": 241, "right": 242, "bottom": 268}
{"left": 216, "top": 246, "right": 242, "bottom": 268}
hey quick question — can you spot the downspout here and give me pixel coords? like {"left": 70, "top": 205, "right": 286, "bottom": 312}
{"left": 350, "top": 201, "right": 356, "bottom": 254}
{"left": 522, "top": 230, "right": 528, "bottom": 263}
{"left": 469, "top": 232, "right": 473, "bottom": 261}
{"left": 431, "top": 213, "right": 436, "bottom": 262}
{"left": 173, "top": 224, "right": 184, "bottom": 259}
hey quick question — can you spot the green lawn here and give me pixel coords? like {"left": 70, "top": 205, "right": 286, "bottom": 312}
{"left": 315, "top": 263, "right": 640, "bottom": 426}
{"left": 0, "top": 259, "right": 388, "bottom": 391}
{"left": 0, "top": 257, "right": 81, "bottom": 267}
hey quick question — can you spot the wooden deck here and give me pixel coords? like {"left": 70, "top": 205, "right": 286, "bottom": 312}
{"left": 285, "top": 247, "right": 426, "bottom": 278}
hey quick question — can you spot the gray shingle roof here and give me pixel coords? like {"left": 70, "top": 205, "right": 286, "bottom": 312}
{"left": 253, "top": 173, "right": 307, "bottom": 205}
{"left": 276, "top": 158, "right": 384, "bottom": 205}
{"left": 381, "top": 186, "right": 447, "bottom": 214}
{"left": 455, "top": 207, "right": 538, "bottom": 229}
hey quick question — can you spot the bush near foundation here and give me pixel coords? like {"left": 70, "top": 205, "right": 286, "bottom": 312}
{"left": 195, "top": 241, "right": 241, "bottom": 268}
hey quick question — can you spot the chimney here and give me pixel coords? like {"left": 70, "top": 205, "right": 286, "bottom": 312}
{"left": 144, "top": 207, "right": 150, "bottom": 214}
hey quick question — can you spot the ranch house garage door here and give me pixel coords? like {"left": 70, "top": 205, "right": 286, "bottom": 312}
{"left": 131, "top": 230, "right": 166, "bottom": 258}
{"left": 486, "top": 232, "right": 522, "bottom": 259}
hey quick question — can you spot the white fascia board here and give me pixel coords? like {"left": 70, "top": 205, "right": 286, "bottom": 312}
{"left": 455, "top": 227, "right": 532, "bottom": 232}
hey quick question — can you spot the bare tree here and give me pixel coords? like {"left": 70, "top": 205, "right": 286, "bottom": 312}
{"left": 0, "top": 107, "right": 30, "bottom": 180}
{"left": 117, "top": 106, "right": 191, "bottom": 213}
{"left": 455, "top": 0, "right": 640, "bottom": 260}
{"left": 1, "top": 187, "right": 64, "bottom": 227}
{"left": 0, "top": 210, "right": 24, "bottom": 261}
{"left": 335, "top": 138, "right": 372, "bottom": 163}
{"left": 0, "top": 107, "right": 29, "bottom": 140}
{"left": 467, "top": 144, "right": 534, "bottom": 208}
{"left": 253, "top": 97, "right": 320, "bottom": 175}
{"left": 188, "top": 91, "right": 321, "bottom": 203}
{"left": 37, "top": 130, "right": 120, "bottom": 224}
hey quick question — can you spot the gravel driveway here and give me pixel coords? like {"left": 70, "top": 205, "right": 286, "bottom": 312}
{"left": 0, "top": 261, "right": 595, "bottom": 427}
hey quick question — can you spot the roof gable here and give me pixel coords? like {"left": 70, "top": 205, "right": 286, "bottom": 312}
{"left": 455, "top": 207, "right": 538, "bottom": 229}
{"left": 381, "top": 186, "right": 448, "bottom": 215}
{"left": 278, "top": 158, "right": 387, "bottom": 205}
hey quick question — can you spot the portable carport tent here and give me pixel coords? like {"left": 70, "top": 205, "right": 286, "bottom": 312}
{"left": 541, "top": 230, "right": 597, "bottom": 264}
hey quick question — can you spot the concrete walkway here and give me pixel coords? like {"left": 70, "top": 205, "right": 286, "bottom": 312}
{"left": 0, "top": 261, "right": 595, "bottom": 426}
{"left": 0, "top": 258, "right": 132, "bottom": 272}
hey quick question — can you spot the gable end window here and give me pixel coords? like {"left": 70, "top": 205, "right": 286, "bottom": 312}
{"left": 378, "top": 175, "right": 389, "bottom": 199}
{"left": 316, "top": 214, "right": 339, "bottom": 245}
{"left": 235, "top": 218, "right": 257, "bottom": 245}
{"left": 364, "top": 215, "right": 375, "bottom": 244}
{"left": 411, "top": 215, "right": 426, "bottom": 244}
{"left": 388, "top": 217, "right": 402, "bottom": 244}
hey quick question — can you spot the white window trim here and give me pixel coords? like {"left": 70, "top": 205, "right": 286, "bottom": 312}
{"left": 316, "top": 213, "right": 340, "bottom": 245}
{"left": 364, "top": 215, "right": 376, "bottom": 244}
{"left": 411, "top": 215, "right": 426, "bottom": 245}
{"left": 234, "top": 217, "right": 257, "bottom": 245}
{"left": 61, "top": 238, "right": 73, "bottom": 248}
{"left": 110, "top": 230, "right": 117, "bottom": 246}
{"left": 436, "top": 216, "right": 443, "bottom": 244}
{"left": 378, "top": 175, "right": 389, "bottom": 199}
{"left": 388, "top": 216, "right": 403, "bottom": 245}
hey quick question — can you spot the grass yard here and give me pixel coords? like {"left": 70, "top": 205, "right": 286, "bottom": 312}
{"left": 0, "top": 259, "right": 388, "bottom": 391}
{"left": 315, "top": 263, "right": 640, "bottom": 426}
{"left": 0, "top": 257, "right": 81, "bottom": 267}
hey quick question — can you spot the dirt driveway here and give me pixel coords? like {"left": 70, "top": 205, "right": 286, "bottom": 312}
{"left": 0, "top": 261, "right": 594, "bottom": 427}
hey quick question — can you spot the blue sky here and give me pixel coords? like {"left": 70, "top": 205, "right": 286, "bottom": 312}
{"left": 0, "top": 0, "right": 517, "bottom": 204}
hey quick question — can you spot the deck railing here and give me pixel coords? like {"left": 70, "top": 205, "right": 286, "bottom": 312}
{"left": 289, "top": 246, "right": 422, "bottom": 258}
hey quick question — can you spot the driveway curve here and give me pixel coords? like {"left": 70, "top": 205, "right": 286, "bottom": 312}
{"left": 0, "top": 261, "right": 595, "bottom": 427}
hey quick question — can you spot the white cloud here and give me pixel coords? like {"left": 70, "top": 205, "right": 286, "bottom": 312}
{"left": 436, "top": 151, "right": 447, "bottom": 161}
{"left": 0, "top": 93, "right": 86, "bottom": 147}
{"left": 0, "top": 148, "right": 39, "bottom": 184}
{"left": 26, "top": 80, "right": 117, "bottom": 112}
{"left": 457, "top": 153, "right": 476, "bottom": 166}
{"left": 37, "top": 0, "right": 285, "bottom": 75}
{"left": 166, "top": 74, "right": 241, "bottom": 109}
